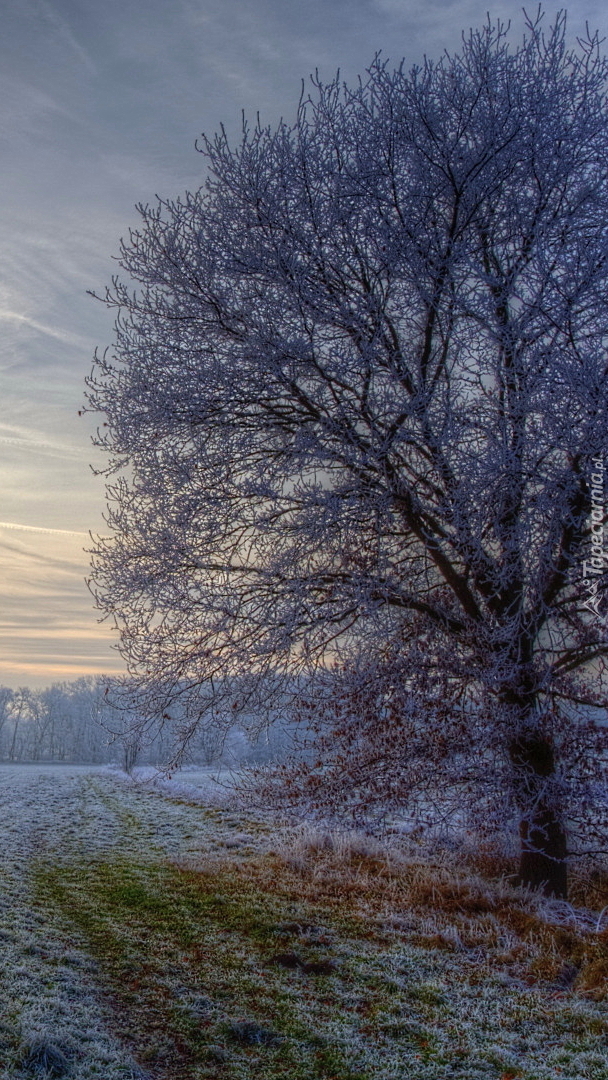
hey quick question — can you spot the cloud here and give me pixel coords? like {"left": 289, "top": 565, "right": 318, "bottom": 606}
{"left": 0, "top": 518, "right": 121, "bottom": 687}
{"left": 0, "top": 76, "right": 76, "bottom": 144}
{"left": 0, "top": 423, "right": 83, "bottom": 459}
{"left": 0, "top": 537, "right": 87, "bottom": 576}
{"left": 0, "top": 521, "right": 88, "bottom": 538}
{"left": 0, "top": 310, "right": 90, "bottom": 349}
{"left": 34, "top": 0, "right": 97, "bottom": 74}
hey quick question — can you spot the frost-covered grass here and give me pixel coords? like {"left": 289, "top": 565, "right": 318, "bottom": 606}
{"left": 2, "top": 764, "right": 608, "bottom": 1079}
{"left": 0, "top": 766, "right": 149, "bottom": 1078}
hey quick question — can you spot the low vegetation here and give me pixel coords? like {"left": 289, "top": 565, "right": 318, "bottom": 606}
{"left": 1, "top": 765, "right": 606, "bottom": 1078}
{"left": 34, "top": 816, "right": 608, "bottom": 1080}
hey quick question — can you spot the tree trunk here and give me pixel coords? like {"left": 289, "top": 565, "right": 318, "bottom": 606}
{"left": 518, "top": 802, "right": 567, "bottom": 898}
{"left": 509, "top": 731, "right": 568, "bottom": 899}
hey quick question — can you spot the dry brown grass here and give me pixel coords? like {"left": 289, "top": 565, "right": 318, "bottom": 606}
{"left": 177, "top": 823, "right": 608, "bottom": 1000}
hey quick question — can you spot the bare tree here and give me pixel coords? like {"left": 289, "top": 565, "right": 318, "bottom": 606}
{"left": 87, "top": 12, "right": 608, "bottom": 896}
{"left": 0, "top": 687, "right": 13, "bottom": 758}
{"left": 8, "top": 688, "right": 32, "bottom": 762}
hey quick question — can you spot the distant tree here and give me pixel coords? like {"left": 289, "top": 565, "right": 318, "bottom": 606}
{"left": 7, "top": 688, "right": 33, "bottom": 762}
{"left": 87, "top": 12, "right": 608, "bottom": 897}
{"left": 0, "top": 678, "right": 114, "bottom": 764}
{"left": 0, "top": 687, "right": 13, "bottom": 758}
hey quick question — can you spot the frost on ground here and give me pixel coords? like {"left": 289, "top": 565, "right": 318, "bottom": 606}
{"left": 1, "top": 764, "right": 608, "bottom": 1079}
{"left": 0, "top": 765, "right": 141, "bottom": 1078}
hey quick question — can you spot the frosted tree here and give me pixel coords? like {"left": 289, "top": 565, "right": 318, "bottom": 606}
{"left": 87, "top": 12, "right": 608, "bottom": 897}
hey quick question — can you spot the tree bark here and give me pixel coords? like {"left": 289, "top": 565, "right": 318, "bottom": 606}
{"left": 518, "top": 803, "right": 568, "bottom": 898}
{"left": 509, "top": 732, "right": 568, "bottom": 899}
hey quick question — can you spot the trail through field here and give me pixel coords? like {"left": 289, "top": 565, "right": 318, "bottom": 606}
{"left": 0, "top": 764, "right": 238, "bottom": 1078}
{"left": 2, "top": 764, "right": 608, "bottom": 1080}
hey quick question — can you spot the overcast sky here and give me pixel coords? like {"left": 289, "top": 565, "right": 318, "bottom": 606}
{"left": 0, "top": 0, "right": 605, "bottom": 688}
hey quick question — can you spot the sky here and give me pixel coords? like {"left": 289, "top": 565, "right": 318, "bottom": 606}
{"left": 0, "top": 0, "right": 605, "bottom": 688}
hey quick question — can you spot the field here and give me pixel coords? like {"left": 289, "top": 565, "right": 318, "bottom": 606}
{"left": 1, "top": 764, "right": 608, "bottom": 1079}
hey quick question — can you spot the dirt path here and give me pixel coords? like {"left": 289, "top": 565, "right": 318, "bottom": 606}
{"left": 0, "top": 764, "right": 235, "bottom": 1078}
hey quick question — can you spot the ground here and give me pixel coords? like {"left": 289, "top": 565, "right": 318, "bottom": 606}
{"left": 1, "top": 763, "right": 608, "bottom": 1079}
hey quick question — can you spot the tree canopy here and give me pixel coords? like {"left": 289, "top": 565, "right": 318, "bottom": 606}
{"left": 88, "top": 11, "right": 608, "bottom": 896}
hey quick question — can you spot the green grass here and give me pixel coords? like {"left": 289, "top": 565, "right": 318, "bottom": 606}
{"left": 33, "top": 851, "right": 608, "bottom": 1080}
{"left": 36, "top": 859, "right": 370, "bottom": 1079}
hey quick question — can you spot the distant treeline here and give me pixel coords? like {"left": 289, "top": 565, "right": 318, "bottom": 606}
{"left": 0, "top": 678, "right": 290, "bottom": 768}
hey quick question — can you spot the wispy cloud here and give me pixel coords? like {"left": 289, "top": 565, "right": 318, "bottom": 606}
{"left": 0, "top": 521, "right": 88, "bottom": 538}
{"left": 0, "top": 422, "right": 83, "bottom": 458}
{"left": 0, "top": 309, "right": 90, "bottom": 348}
{"left": 0, "top": 536, "right": 86, "bottom": 575}
{"left": 34, "top": 0, "right": 97, "bottom": 74}
{"left": 0, "top": 516, "right": 120, "bottom": 687}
